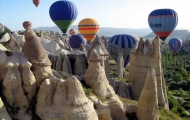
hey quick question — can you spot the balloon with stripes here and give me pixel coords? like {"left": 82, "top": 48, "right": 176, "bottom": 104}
{"left": 108, "top": 34, "right": 137, "bottom": 67}
{"left": 168, "top": 38, "right": 182, "bottom": 55}
{"left": 78, "top": 18, "right": 100, "bottom": 42}
{"left": 148, "top": 9, "right": 178, "bottom": 41}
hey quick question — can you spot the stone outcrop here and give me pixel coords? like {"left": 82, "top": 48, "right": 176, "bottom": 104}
{"left": 36, "top": 76, "right": 98, "bottom": 120}
{"left": 137, "top": 67, "right": 159, "bottom": 120}
{"left": 0, "top": 97, "right": 12, "bottom": 120}
{"left": 88, "top": 35, "right": 110, "bottom": 78}
{"left": 129, "top": 36, "right": 168, "bottom": 109}
{"left": 117, "top": 46, "right": 124, "bottom": 78}
{"left": 0, "top": 33, "right": 10, "bottom": 43}
{"left": 0, "top": 44, "right": 7, "bottom": 51}
{"left": 1, "top": 52, "right": 36, "bottom": 120}
{"left": 22, "top": 28, "right": 52, "bottom": 87}
{"left": 85, "top": 49, "right": 127, "bottom": 120}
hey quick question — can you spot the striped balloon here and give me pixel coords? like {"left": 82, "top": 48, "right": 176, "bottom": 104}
{"left": 148, "top": 9, "right": 178, "bottom": 41}
{"left": 69, "top": 34, "right": 86, "bottom": 49}
{"left": 23, "top": 21, "right": 32, "bottom": 29}
{"left": 78, "top": 18, "right": 100, "bottom": 42}
{"left": 69, "top": 29, "right": 77, "bottom": 36}
{"left": 108, "top": 34, "right": 137, "bottom": 67}
{"left": 49, "top": 1, "right": 78, "bottom": 33}
{"left": 168, "top": 38, "right": 182, "bottom": 55}
{"left": 33, "top": 0, "right": 40, "bottom": 7}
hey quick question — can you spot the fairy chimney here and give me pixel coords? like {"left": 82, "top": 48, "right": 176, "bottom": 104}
{"left": 87, "top": 35, "right": 110, "bottom": 78}
{"left": 22, "top": 28, "right": 53, "bottom": 87}
{"left": 137, "top": 67, "right": 159, "bottom": 120}
{"left": 85, "top": 49, "right": 127, "bottom": 120}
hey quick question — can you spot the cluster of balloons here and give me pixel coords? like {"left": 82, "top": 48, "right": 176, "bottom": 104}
{"left": 25, "top": 1, "right": 181, "bottom": 59}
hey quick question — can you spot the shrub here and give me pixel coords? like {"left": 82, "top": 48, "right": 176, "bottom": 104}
{"left": 168, "top": 94, "right": 179, "bottom": 109}
{"left": 173, "top": 73, "right": 183, "bottom": 82}
{"left": 180, "top": 67, "right": 188, "bottom": 77}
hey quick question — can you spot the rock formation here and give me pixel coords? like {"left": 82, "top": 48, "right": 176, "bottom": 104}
{"left": 88, "top": 35, "right": 110, "bottom": 78}
{"left": 137, "top": 67, "right": 159, "bottom": 120}
{"left": 0, "top": 97, "right": 11, "bottom": 120}
{"left": 36, "top": 76, "right": 99, "bottom": 120}
{"left": 117, "top": 46, "right": 124, "bottom": 78}
{"left": 85, "top": 49, "right": 127, "bottom": 120}
{"left": 0, "top": 33, "right": 10, "bottom": 43}
{"left": 22, "top": 28, "right": 52, "bottom": 87}
{"left": 129, "top": 36, "right": 168, "bottom": 109}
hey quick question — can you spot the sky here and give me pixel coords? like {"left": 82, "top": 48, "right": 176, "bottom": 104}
{"left": 0, "top": 0, "right": 190, "bottom": 31}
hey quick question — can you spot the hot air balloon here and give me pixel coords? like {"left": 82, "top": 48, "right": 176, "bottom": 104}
{"left": 49, "top": 1, "right": 78, "bottom": 34}
{"left": 69, "top": 34, "right": 86, "bottom": 49}
{"left": 69, "top": 29, "right": 77, "bottom": 36}
{"left": 148, "top": 9, "right": 178, "bottom": 41}
{"left": 33, "top": 0, "right": 40, "bottom": 7}
{"left": 108, "top": 34, "right": 137, "bottom": 67}
{"left": 23, "top": 21, "right": 32, "bottom": 29}
{"left": 168, "top": 38, "right": 182, "bottom": 55}
{"left": 78, "top": 18, "right": 100, "bottom": 42}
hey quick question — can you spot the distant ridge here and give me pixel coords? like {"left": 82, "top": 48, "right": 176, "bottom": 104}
{"left": 33, "top": 25, "right": 190, "bottom": 41}
{"left": 33, "top": 25, "right": 152, "bottom": 37}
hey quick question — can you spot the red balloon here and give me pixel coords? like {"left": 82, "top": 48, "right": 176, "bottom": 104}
{"left": 33, "top": 0, "right": 40, "bottom": 7}
{"left": 23, "top": 21, "right": 32, "bottom": 29}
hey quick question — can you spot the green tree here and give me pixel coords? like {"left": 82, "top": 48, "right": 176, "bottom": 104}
{"left": 173, "top": 73, "right": 183, "bottom": 82}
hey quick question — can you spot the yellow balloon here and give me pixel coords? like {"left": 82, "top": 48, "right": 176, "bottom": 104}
{"left": 69, "top": 29, "right": 77, "bottom": 35}
{"left": 78, "top": 18, "right": 100, "bottom": 42}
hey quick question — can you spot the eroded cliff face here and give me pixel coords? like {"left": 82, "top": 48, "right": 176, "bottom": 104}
{"left": 129, "top": 36, "right": 168, "bottom": 109}
{"left": 137, "top": 67, "right": 159, "bottom": 120}
{"left": 85, "top": 49, "right": 128, "bottom": 120}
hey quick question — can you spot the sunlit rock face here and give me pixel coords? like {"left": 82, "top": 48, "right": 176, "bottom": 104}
{"left": 129, "top": 36, "right": 168, "bottom": 109}
{"left": 137, "top": 67, "right": 159, "bottom": 120}
{"left": 85, "top": 49, "right": 128, "bottom": 120}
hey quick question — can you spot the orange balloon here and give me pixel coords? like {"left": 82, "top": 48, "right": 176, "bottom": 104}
{"left": 23, "top": 21, "right": 32, "bottom": 29}
{"left": 78, "top": 18, "right": 100, "bottom": 42}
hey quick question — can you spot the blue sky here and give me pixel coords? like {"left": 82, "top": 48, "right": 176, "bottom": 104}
{"left": 0, "top": 0, "right": 189, "bottom": 31}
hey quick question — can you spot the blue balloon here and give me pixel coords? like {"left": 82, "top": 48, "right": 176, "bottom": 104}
{"left": 168, "top": 38, "right": 182, "bottom": 55}
{"left": 148, "top": 9, "right": 178, "bottom": 41}
{"left": 108, "top": 34, "right": 137, "bottom": 67}
{"left": 49, "top": 0, "right": 78, "bottom": 33}
{"left": 69, "top": 34, "right": 87, "bottom": 49}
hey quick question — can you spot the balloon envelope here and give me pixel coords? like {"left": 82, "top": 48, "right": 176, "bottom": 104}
{"left": 33, "top": 0, "right": 40, "bottom": 7}
{"left": 69, "top": 34, "right": 86, "bottom": 49}
{"left": 49, "top": 1, "right": 78, "bottom": 33}
{"left": 168, "top": 38, "right": 182, "bottom": 54}
{"left": 148, "top": 9, "right": 178, "bottom": 41}
{"left": 23, "top": 21, "right": 32, "bottom": 29}
{"left": 78, "top": 18, "right": 100, "bottom": 42}
{"left": 69, "top": 29, "right": 77, "bottom": 36}
{"left": 108, "top": 34, "right": 137, "bottom": 67}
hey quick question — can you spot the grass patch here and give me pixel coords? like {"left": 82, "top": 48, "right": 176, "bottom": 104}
{"left": 118, "top": 96, "right": 138, "bottom": 107}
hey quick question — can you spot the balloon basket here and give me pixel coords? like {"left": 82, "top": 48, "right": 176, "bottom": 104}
{"left": 161, "top": 41, "right": 165, "bottom": 44}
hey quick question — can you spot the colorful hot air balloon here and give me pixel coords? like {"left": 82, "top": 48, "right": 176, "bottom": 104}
{"left": 69, "top": 29, "right": 77, "bottom": 36}
{"left": 33, "top": 0, "right": 40, "bottom": 7}
{"left": 108, "top": 34, "right": 137, "bottom": 67}
{"left": 148, "top": 9, "right": 178, "bottom": 41}
{"left": 78, "top": 18, "right": 100, "bottom": 42}
{"left": 49, "top": 1, "right": 78, "bottom": 33}
{"left": 69, "top": 34, "right": 86, "bottom": 49}
{"left": 168, "top": 38, "right": 182, "bottom": 55}
{"left": 23, "top": 21, "right": 32, "bottom": 29}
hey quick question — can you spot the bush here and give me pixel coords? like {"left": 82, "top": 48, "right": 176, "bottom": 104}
{"left": 180, "top": 67, "right": 188, "bottom": 77}
{"left": 168, "top": 94, "right": 179, "bottom": 109}
{"left": 173, "top": 73, "right": 183, "bottom": 82}
{"left": 180, "top": 111, "right": 188, "bottom": 117}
